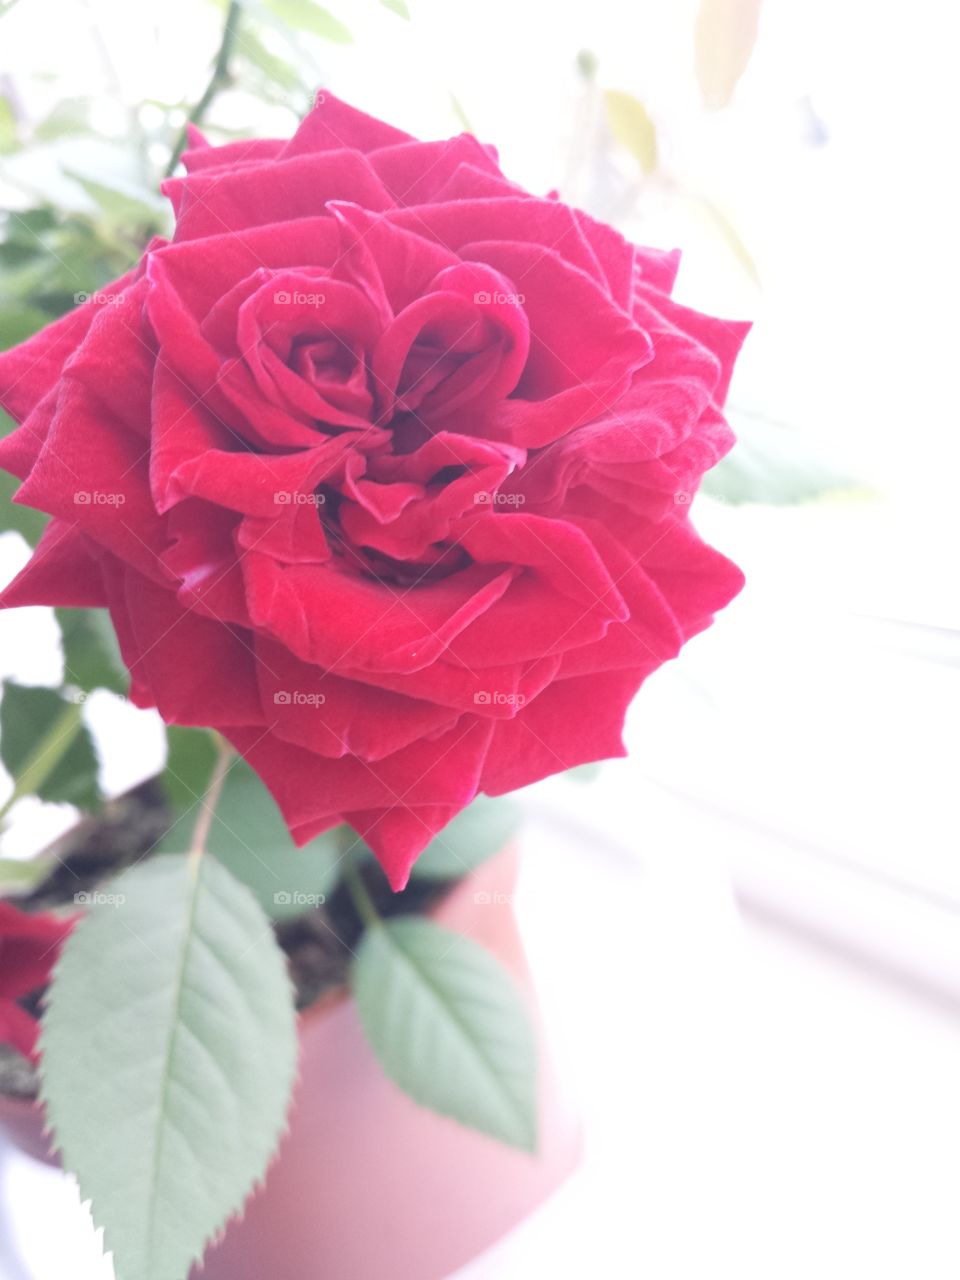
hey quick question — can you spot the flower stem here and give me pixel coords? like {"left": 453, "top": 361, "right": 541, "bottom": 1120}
{"left": 188, "top": 734, "right": 233, "bottom": 865}
{"left": 164, "top": 0, "right": 243, "bottom": 178}
{"left": 342, "top": 854, "right": 382, "bottom": 930}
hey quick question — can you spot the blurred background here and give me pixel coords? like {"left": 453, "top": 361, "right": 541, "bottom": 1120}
{"left": 1, "top": 0, "right": 959, "bottom": 1275}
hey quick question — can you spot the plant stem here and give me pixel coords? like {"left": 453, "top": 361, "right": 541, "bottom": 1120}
{"left": 342, "top": 855, "right": 382, "bottom": 930}
{"left": 188, "top": 735, "right": 233, "bottom": 864}
{"left": 164, "top": 0, "right": 243, "bottom": 178}
{"left": 0, "top": 702, "right": 84, "bottom": 828}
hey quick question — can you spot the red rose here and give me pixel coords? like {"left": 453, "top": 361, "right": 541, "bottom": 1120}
{"left": 0, "top": 901, "right": 73, "bottom": 1060}
{"left": 0, "top": 95, "right": 746, "bottom": 888}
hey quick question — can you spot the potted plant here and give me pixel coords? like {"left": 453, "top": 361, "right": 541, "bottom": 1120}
{"left": 0, "top": 79, "right": 745, "bottom": 1280}
{"left": 0, "top": 769, "right": 582, "bottom": 1278}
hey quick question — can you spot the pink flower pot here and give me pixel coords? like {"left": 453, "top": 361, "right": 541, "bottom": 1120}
{"left": 0, "top": 849, "right": 582, "bottom": 1279}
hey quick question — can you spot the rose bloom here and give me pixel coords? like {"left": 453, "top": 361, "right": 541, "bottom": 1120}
{"left": 0, "top": 902, "right": 73, "bottom": 1060}
{"left": 0, "top": 95, "right": 746, "bottom": 888}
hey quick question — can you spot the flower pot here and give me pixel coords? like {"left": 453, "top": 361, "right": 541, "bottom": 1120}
{"left": 0, "top": 849, "right": 582, "bottom": 1279}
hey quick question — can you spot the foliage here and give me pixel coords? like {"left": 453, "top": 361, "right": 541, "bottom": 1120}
{"left": 40, "top": 852, "right": 299, "bottom": 1280}
{"left": 353, "top": 915, "right": 538, "bottom": 1150}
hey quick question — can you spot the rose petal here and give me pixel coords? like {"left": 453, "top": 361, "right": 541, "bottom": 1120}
{"left": 122, "top": 571, "right": 263, "bottom": 726}
{"left": 224, "top": 715, "right": 495, "bottom": 886}
{"left": 254, "top": 635, "right": 459, "bottom": 761}
{"left": 479, "top": 669, "right": 643, "bottom": 794}
{"left": 282, "top": 92, "right": 414, "bottom": 158}
{"left": 242, "top": 551, "right": 519, "bottom": 673}
{"left": 0, "top": 520, "right": 106, "bottom": 609}
{"left": 165, "top": 151, "right": 394, "bottom": 242}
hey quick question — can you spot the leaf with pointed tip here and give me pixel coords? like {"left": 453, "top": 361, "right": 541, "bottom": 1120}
{"left": 39, "top": 853, "right": 298, "bottom": 1280}
{"left": 352, "top": 917, "right": 537, "bottom": 1151}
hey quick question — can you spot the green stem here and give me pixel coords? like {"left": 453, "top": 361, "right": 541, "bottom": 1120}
{"left": 342, "top": 855, "right": 382, "bottom": 930}
{"left": 0, "top": 702, "right": 84, "bottom": 827}
{"left": 187, "top": 735, "right": 233, "bottom": 865}
{"left": 164, "top": 0, "right": 243, "bottom": 178}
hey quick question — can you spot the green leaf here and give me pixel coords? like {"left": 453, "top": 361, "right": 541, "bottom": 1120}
{"left": 410, "top": 795, "right": 521, "bottom": 880}
{"left": 352, "top": 917, "right": 537, "bottom": 1150}
{"left": 40, "top": 853, "right": 298, "bottom": 1280}
{"left": 380, "top": 0, "right": 410, "bottom": 16}
{"left": 33, "top": 97, "right": 93, "bottom": 142}
{"left": 0, "top": 681, "right": 100, "bottom": 810}
{"left": 160, "top": 726, "right": 218, "bottom": 816}
{"left": 2, "top": 402, "right": 48, "bottom": 547}
{"left": 158, "top": 756, "right": 343, "bottom": 918}
{"left": 0, "top": 302, "right": 52, "bottom": 348}
{"left": 236, "top": 31, "right": 304, "bottom": 91}
{"left": 60, "top": 169, "right": 167, "bottom": 232}
{"left": 262, "top": 0, "right": 352, "bottom": 42}
{"left": 702, "top": 411, "right": 862, "bottom": 505}
{"left": 56, "top": 607, "right": 127, "bottom": 695}
{"left": 0, "top": 470, "right": 48, "bottom": 544}
{"left": 604, "top": 89, "right": 657, "bottom": 175}
{"left": 2, "top": 206, "right": 58, "bottom": 236}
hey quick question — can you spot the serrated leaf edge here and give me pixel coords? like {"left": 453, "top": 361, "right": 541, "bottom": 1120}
{"left": 37, "top": 856, "right": 300, "bottom": 1279}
